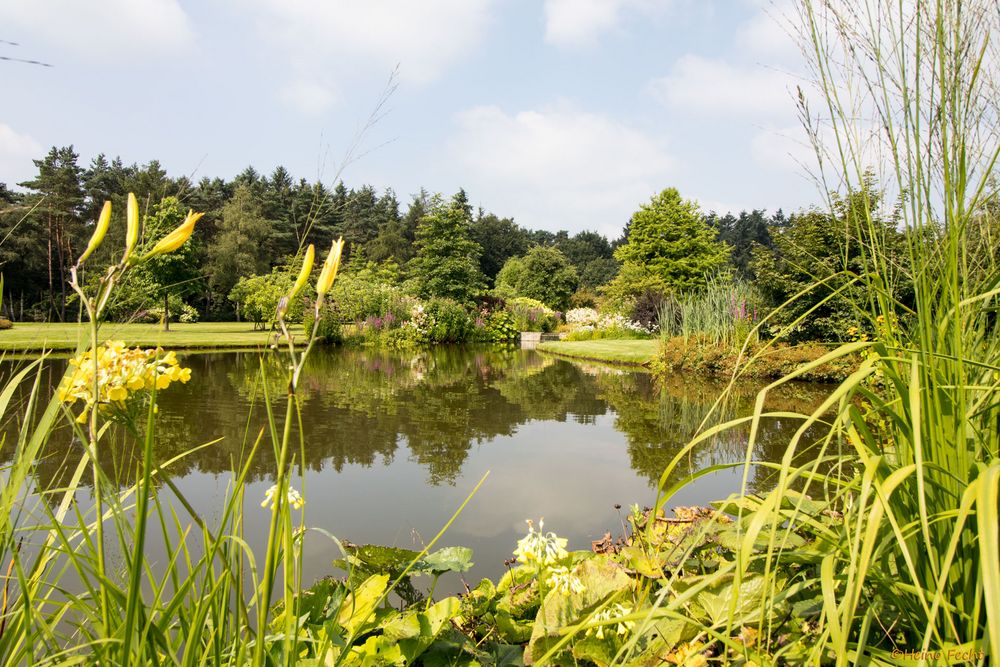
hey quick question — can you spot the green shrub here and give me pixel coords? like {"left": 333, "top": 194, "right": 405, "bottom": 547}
{"left": 506, "top": 297, "right": 558, "bottom": 333}
{"left": 472, "top": 310, "right": 518, "bottom": 342}
{"left": 229, "top": 271, "right": 301, "bottom": 329}
{"left": 304, "top": 302, "right": 342, "bottom": 345}
{"left": 328, "top": 274, "right": 412, "bottom": 324}
{"left": 424, "top": 297, "right": 472, "bottom": 343}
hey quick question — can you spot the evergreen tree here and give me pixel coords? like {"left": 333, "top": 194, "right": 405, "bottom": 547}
{"left": 19, "top": 146, "right": 86, "bottom": 320}
{"left": 206, "top": 185, "right": 273, "bottom": 315}
{"left": 263, "top": 166, "right": 298, "bottom": 258}
{"left": 751, "top": 181, "right": 906, "bottom": 341}
{"left": 408, "top": 191, "right": 485, "bottom": 303}
{"left": 555, "top": 230, "right": 618, "bottom": 288}
{"left": 706, "top": 208, "right": 778, "bottom": 279}
{"left": 605, "top": 188, "right": 729, "bottom": 305}
{"left": 471, "top": 212, "right": 530, "bottom": 284}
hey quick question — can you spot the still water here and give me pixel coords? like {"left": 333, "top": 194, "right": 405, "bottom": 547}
{"left": 4, "top": 346, "right": 829, "bottom": 589}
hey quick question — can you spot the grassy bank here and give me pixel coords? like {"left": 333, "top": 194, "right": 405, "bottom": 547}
{"left": 537, "top": 339, "right": 658, "bottom": 366}
{"left": 655, "top": 335, "right": 860, "bottom": 383}
{"left": 0, "top": 321, "right": 304, "bottom": 352}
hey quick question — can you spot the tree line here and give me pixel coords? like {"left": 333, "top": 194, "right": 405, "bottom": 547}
{"left": 0, "top": 146, "right": 631, "bottom": 322}
{"left": 3, "top": 143, "right": 956, "bottom": 346}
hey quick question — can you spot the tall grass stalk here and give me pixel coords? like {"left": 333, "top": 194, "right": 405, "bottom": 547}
{"left": 659, "top": 275, "right": 760, "bottom": 348}
{"left": 641, "top": 1, "right": 1000, "bottom": 664}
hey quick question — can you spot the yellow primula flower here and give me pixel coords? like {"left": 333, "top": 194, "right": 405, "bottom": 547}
{"left": 261, "top": 484, "right": 305, "bottom": 511}
{"left": 546, "top": 565, "right": 585, "bottom": 596}
{"left": 513, "top": 518, "right": 568, "bottom": 566}
{"left": 586, "top": 603, "right": 636, "bottom": 640}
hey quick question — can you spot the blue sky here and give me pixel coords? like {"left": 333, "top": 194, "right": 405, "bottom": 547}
{"left": 1, "top": 0, "right": 819, "bottom": 239}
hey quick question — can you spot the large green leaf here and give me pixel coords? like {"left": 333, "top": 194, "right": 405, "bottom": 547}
{"left": 421, "top": 546, "right": 474, "bottom": 574}
{"left": 338, "top": 573, "right": 389, "bottom": 636}
{"left": 527, "top": 555, "right": 632, "bottom": 661}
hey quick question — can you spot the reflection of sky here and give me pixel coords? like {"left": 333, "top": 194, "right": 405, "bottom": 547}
{"left": 4, "top": 348, "right": 828, "bottom": 594}
{"left": 164, "top": 411, "right": 762, "bottom": 593}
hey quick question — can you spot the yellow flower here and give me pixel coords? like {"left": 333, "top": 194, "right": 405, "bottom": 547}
{"left": 586, "top": 603, "right": 635, "bottom": 640}
{"left": 546, "top": 565, "right": 585, "bottom": 596}
{"left": 138, "top": 209, "right": 203, "bottom": 262}
{"left": 665, "top": 641, "right": 706, "bottom": 665}
{"left": 513, "top": 518, "right": 568, "bottom": 566}
{"left": 78, "top": 200, "right": 112, "bottom": 264}
{"left": 288, "top": 244, "right": 315, "bottom": 301}
{"left": 58, "top": 341, "right": 191, "bottom": 421}
{"left": 316, "top": 238, "right": 344, "bottom": 296}
{"left": 124, "top": 192, "right": 140, "bottom": 261}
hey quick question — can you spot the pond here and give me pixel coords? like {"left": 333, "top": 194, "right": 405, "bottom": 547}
{"left": 2, "top": 346, "right": 831, "bottom": 591}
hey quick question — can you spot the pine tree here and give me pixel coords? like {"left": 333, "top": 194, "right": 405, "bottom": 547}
{"left": 407, "top": 191, "right": 485, "bottom": 303}
{"left": 19, "top": 146, "right": 86, "bottom": 320}
{"left": 606, "top": 188, "right": 729, "bottom": 303}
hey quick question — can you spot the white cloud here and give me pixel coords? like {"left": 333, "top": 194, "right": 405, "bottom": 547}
{"left": 0, "top": 0, "right": 195, "bottom": 62}
{"left": 648, "top": 54, "right": 798, "bottom": 118}
{"left": 750, "top": 124, "right": 815, "bottom": 172}
{"left": 250, "top": 0, "right": 493, "bottom": 85}
{"left": 447, "top": 105, "right": 673, "bottom": 236}
{"left": 543, "top": 0, "right": 670, "bottom": 47}
{"left": 0, "top": 124, "right": 43, "bottom": 187}
{"left": 279, "top": 80, "right": 338, "bottom": 116}
{"left": 736, "top": 1, "right": 801, "bottom": 60}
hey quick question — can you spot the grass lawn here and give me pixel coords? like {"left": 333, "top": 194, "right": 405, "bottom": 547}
{"left": 536, "top": 339, "right": 659, "bottom": 366}
{"left": 0, "top": 322, "right": 304, "bottom": 353}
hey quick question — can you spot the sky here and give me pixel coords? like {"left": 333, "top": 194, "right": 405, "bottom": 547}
{"left": 0, "top": 0, "right": 821, "bottom": 240}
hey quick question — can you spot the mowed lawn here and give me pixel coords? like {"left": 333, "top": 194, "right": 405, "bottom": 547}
{"left": 0, "top": 322, "right": 304, "bottom": 353}
{"left": 536, "top": 339, "right": 659, "bottom": 366}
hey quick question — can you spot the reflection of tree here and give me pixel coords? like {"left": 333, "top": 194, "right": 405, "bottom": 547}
{"left": 492, "top": 357, "right": 608, "bottom": 422}
{"left": 2, "top": 350, "right": 835, "bottom": 495}
{"left": 5, "top": 348, "right": 611, "bottom": 489}
{"left": 595, "top": 371, "right": 834, "bottom": 491}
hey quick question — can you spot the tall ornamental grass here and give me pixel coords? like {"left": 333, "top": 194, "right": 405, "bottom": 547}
{"left": 658, "top": 276, "right": 761, "bottom": 349}
{"left": 638, "top": 1, "right": 1000, "bottom": 664}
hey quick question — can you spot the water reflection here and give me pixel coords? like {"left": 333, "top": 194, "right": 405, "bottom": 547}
{"left": 3, "top": 347, "right": 831, "bottom": 497}
{"left": 2, "top": 347, "right": 834, "bottom": 585}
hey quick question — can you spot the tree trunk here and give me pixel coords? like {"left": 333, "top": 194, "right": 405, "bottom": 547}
{"left": 163, "top": 290, "right": 170, "bottom": 331}
{"left": 47, "top": 217, "right": 55, "bottom": 321}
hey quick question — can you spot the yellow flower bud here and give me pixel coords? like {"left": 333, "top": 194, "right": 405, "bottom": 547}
{"left": 78, "top": 200, "right": 111, "bottom": 264}
{"left": 316, "top": 238, "right": 344, "bottom": 296}
{"left": 123, "top": 192, "right": 140, "bottom": 261}
{"left": 139, "top": 210, "right": 203, "bottom": 262}
{"left": 287, "top": 244, "right": 315, "bottom": 301}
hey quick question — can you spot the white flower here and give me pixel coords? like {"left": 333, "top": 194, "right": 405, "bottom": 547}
{"left": 261, "top": 484, "right": 305, "bottom": 510}
{"left": 586, "top": 603, "right": 636, "bottom": 639}
{"left": 513, "top": 518, "right": 568, "bottom": 566}
{"left": 566, "top": 308, "right": 599, "bottom": 325}
{"left": 546, "top": 565, "right": 585, "bottom": 595}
